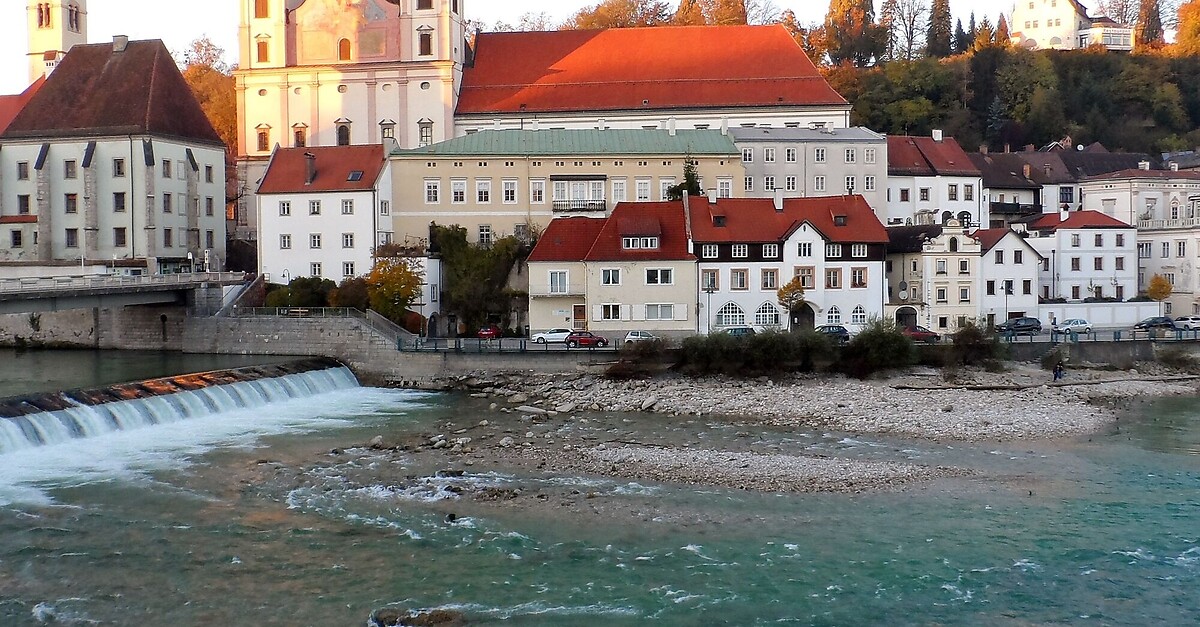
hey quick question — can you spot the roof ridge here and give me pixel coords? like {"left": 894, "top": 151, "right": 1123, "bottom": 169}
{"left": 144, "top": 43, "right": 160, "bottom": 136}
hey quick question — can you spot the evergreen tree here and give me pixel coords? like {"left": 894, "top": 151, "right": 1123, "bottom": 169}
{"left": 880, "top": 0, "right": 899, "bottom": 61}
{"left": 996, "top": 14, "right": 1011, "bottom": 44}
{"left": 926, "top": 0, "right": 953, "bottom": 57}
{"left": 974, "top": 16, "right": 995, "bottom": 50}
{"left": 954, "top": 18, "right": 970, "bottom": 53}
{"left": 667, "top": 160, "right": 703, "bottom": 201}
{"left": 968, "top": 12, "right": 977, "bottom": 42}
{"left": 822, "top": 0, "right": 886, "bottom": 66}
{"left": 1135, "top": 0, "right": 1165, "bottom": 50}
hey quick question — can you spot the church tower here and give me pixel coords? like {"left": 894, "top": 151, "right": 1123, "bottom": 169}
{"left": 26, "top": 1, "right": 88, "bottom": 83}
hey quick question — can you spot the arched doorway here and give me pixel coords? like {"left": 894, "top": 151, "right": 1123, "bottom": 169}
{"left": 895, "top": 306, "right": 918, "bottom": 329}
{"left": 791, "top": 304, "right": 816, "bottom": 330}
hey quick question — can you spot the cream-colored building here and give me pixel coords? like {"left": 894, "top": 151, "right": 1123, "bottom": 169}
{"left": 389, "top": 129, "right": 743, "bottom": 247}
{"left": 1010, "top": 0, "right": 1132, "bottom": 51}
{"left": 885, "top": 223, "right": 982, "bottom": 333}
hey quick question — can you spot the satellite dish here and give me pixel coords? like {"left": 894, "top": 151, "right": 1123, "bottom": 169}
{"left": 898, "top": 281, "right": 908, "bottom": 291}
{"left": 899, "top": 290, "right": 909, "bottom": 300}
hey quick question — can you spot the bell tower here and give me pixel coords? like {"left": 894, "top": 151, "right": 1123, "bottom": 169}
{"left": 27, "top": 1, "right": 88, "bottom": 83}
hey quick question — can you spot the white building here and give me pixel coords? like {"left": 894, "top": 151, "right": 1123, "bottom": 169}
{"left": 256, "top": 145, "right": 391, "bottom": 285}
{"left": 692, "top": 192, "right": 888, "bottom": 334}
{"left": 886, "top": 133, "right": 985, "bottom": 228}
{"left": 1010, "top": 0, "right": 1133, "bottom": 51}
{"left": 973, "top": 228, "right": 1043, "bottom": 326}
{"left": 730, "top": 126, "right": 888, "bottom": 219}
{"left": 885, "top": 223, "right": 983, "bottom": 333}
{"left": 1025, "top": 210, "right": 1137, "bottom": 304}
{"left": 1, "top": 37, "right": 227, "bottom": 276}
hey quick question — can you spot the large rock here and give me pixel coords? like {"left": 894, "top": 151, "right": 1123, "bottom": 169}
{"left": 641, "top": 397, "right": 658, "bottom": 411}
{"left": 515, "top": 405, "right": 548, "bottom": 415}
{"left": 508, "top": 393, "right": 529, "bottom": 404}
{"left": 554, "top": 402, "right": 577, "bottom": 413}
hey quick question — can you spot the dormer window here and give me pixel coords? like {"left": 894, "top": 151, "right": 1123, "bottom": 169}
{"left": 347, "top": 171, "right": 364, "bottom": 182}
{"left": 623, "top": 237, "right": 659, "bottom": 250}
{"left": 834, "top": 215, "right": 847, "bottom": 226}
{"left": 713, "top": 215, "right": 726, "bottom": 227}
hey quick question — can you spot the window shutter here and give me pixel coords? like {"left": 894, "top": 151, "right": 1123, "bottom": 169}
{"left": 633, "top": 305, "right": 646, "bottom": 321}
{"left": 592, "top": 305, "right": 602, "bottom": 322}
{"left": 674, "top": 304, "right": 688, "bottom": 321}
{"left": 621, "top": 304, "right": 632, "bottom": 321}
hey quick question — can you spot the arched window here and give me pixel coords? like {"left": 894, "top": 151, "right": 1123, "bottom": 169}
{"left": 957, "top": 211, "right": 972, "bottom": 226}
{"left": 851, "top": 305, "right": 867, "bottom": 325}
{"left": 338, "top": 39, "right": 351, "bottom": 61}
{"left": 941, "top": 211, "right": 953, "bottom": 225}
{"left": 716, "top": 302, "right": 745, "bottom": 327}
{"left": 418, "top": 119, "right": 433, "bottom": 147}
{"left": 755, "top": 302, "right": 780, "bottom": 327}
{"left": 336, "top": 124, "right": 351, "bottom": 146}
{"left": 826, "top": 305, "right": 841, "bottom": 324}
{"left": 949, "top": 237, "right": 958, "bottom": 252}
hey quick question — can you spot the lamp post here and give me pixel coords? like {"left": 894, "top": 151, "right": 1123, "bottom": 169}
{"left": 187, "top": 251, "right": 193, "bottom": 274}
{"left": 1004, "top": 282, "right": 1012, "bottom": 322}
{"left": 704, "top": 284, "right": 716, "bottom": 333}
{"left": 281, "top": 269, "right": 291, "bottom": 308}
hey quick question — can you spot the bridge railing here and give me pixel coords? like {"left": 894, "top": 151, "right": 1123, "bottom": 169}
{"left": 0, "top": 272, "right": 246, "bottom": 295}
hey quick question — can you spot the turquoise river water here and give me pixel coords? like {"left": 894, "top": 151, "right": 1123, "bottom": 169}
{"left": 0, "top": 350, "right": 1197, "bottom": 625}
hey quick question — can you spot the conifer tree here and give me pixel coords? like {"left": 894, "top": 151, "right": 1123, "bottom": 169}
{"left": 1135, "top": 0, "right": 1165, "bottom": 50}
{"left": 974, "top": 16, "right": 994, "bottom": 50}
{"left": 822, "top": 0, "right": 886, "bottom": 66}
{"left": 954, "top": 18, "right": 970, "bottom": 53}
{"left": 996, "top": 14, "right": 1011, "bottom": 44}
{"left": 926, "top": 0, "right": 953, "bottom": 57}
{"left": 880, "top": 0, "right": 899, "bottom": 61}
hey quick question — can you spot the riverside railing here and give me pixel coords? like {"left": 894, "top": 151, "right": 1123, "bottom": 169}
{"left": 0, "top": 271, "right": 245, "bottom": 295}
{"left": 397, "top": 337, "right": 616, "bottom": 353}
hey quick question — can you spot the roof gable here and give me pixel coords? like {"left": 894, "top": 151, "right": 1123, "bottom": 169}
{"left": 459, "top": 25, "right": 846, "bottom": 116}
{"left": 257, "top": 145, "right": 386, "bottom": 194}
{"left": 1029, "top": 210, "right": 1132, "bottom": 230}
{"left": 690, "top": 196, "right": 887, "bottom": 245}
{"left": 2, "top": 40, "right": 222, "bottom": 146}
{"left": 888, "top": 135, "right": 980, "bottom": 177}
{"left": 585, "top": 202, "right": 694, "bottom": 261}
{"left": 527, "top": 217, "right": 607, "bottom": 262}
{"left": 0, "top": 77, "right": 45, "bottom": 135}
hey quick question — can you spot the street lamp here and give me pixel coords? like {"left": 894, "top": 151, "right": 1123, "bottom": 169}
{"left": 281, "top": 269, "right": 291, "bottom": 308}
{"left": 187, "top": 251, "right": 193, "bottom": 274}
{"left": 1004, "top": 282, "right": 1013, "bottom": 322}
{"left": 704, "top": 283, "right": 716, "bottom": 332}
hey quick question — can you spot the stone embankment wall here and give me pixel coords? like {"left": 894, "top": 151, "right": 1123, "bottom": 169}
{"left": 0, "top": 306, "right": 187, "bottom": 351}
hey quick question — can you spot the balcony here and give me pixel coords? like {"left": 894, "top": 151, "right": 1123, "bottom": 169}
{"left": 529, "top": 284, "right": 586, "bottom": 297}
{"left": 552, "top": 199, "right": 607, "bottom": 213}
{"left": 989, "top": 201, "right": 1041, "bottom": 215}
{"left": 1139, "top": 217, "right": 1200, "bottom": 230}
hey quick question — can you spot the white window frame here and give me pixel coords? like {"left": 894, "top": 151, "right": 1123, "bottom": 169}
{"left": 342, "top": 233, "right": 354, "bottom": 248}
{"left": 476, "top": 179, "right": 491, "bottom": 204}
{"left": 310, "top": 233, "right": 322, "bottom": 249}
{"left": 762, "top": 243, "right": 779, "bottom": 258}
{"left": 530, "top": 180, "right": 546, "bottom": 204}
{"left": 601, "top": 268, "right": 621, "bottom": 285}
{"left": 451, "top": 180, "right": 466, "bottom": 204}
{"left": 279, "top": 234, "right": 292, "bottom": 249}
{"left": 645, "top": 268, "right": 674, "bottom": 285}
{"left": 732, "top": 244, "right": 749, "bottom": 258}
{"left": 701, "top": 244, "right": 718, "bottom": 258}
{"left": 279, "top": 201, "right": 291, "bottom": 216}
{"left": 424, "top": 180, "right": 440, "bottom": 204}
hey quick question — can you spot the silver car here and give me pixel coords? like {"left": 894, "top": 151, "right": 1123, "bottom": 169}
{"left": 1052, "top": 318, "right": 1092, "bottom": 334}
{"left": 1175, "top": 315, "right": 1200, "bottom": 330}
{"left": 531, "top": 328, "right": 572, "bottom": 343}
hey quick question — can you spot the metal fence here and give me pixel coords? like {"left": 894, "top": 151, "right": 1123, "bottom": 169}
{"left": 0, "top": 271, "right": 244, "bottom": 295}
{"left": 397, "top": 337, "right": 616, "bottom": 353}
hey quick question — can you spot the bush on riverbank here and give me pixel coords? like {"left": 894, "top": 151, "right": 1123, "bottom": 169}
{"left": 676, "top": 330, "right": 832, "bottom": 376}
{"left": 836, "top": 319, "right": 917, "bottom": 379}
{"left": 950, "top": 321, "right": 1003, "bottom": 366}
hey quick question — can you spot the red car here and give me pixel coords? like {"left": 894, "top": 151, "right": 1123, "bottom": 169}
{"left": 476, "top": 324, "right": 502, "bottom": 340}
{"left": 565, "top": 331, "right": 608, "bottom": 348}
{"left": 901, "top": 325, "right": 940, "bottom": 343}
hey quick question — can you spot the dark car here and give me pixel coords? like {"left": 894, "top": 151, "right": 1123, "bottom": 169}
{"left": 815, "top": 324, "right": 851, "bottom": 344}
{"left": 995, "top": 317, "right": 1043, "bottom": 336}
{"left": 721, "top": 326, "right": 757, "bottom": 337}
{"left": 476, "top": 324, "right": 502, "bottom": 340}
{"left": 1134, "top": 316, "right": 1177, "bottom": 331}
{"left": 902, "top": 325, "right": 940, "bottom": 343}
{"left": 565, "top": 331, "right": 608, "bottom": 348}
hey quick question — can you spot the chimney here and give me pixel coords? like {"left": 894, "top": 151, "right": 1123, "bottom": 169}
{"left": 1023, "top": 144, "right": 1035, "bottom": 152}
{"left": 596, "top": 118, "right": 605, "bottom": 130}
{"left": 773, "top": 187, "right": 784, "bottom": 212}
{"left": 979, "top": 144, "right": 988, "bottom": 154}
{"left": 304, "top": 152, "right": 317, "bottom": 185}
{"left": 531, "top": 118, "right": 540, "bottom": 131}
{"left": 932, "top": 129, "right": 943, "bottom": 142}
{"left": 720, "top": 117, "right": 729, "bottom": 136}
{"left": 1023, "top": 164, "right": 1031, "bottom": 178}
{"left": 668, "top": 117, "right": 677, "bottom": 136}
{"left": 707, "top": 188, "right": 717, "bottom": 204}
{"left": 1043, "top": 163, "right": 1051, "bottom": 176}
{"left": 1170, "top": 162, "right": 1180, "bottom": 171}
{"left": 113, "top": 35, "right": 129, "bottom": 53}
{"left": 1138, "top": 160, "right": 1151, "bottom": 170}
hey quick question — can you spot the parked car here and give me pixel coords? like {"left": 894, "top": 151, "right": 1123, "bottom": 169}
{"left": 901, "top": 325, "right": 940, "bottom": 343}
{"left": 532, "top": 328, "right": 572, "bottom": 343}
{"left": 1052, "top": 318, "right": 1092, "bottom": 334}
{"left": 476, "top": 324, "right": 502, "bottom": 340}
{"left": 815, "top": 324, "right": 852, "bottom": 344}
{"left": 624, "top": 330, "right": 660, "bottom": 344}
{"left": 565, "top": 331, "right": 608, "bottom": 348}
{"left": 1133, "top": 316, "right": 1177, "bottom": 331}
{"left": 1175, "top": 315, "right": 1200, "bottom": 330}
{"left": 995, "top": 317, "right": 1043, "bottom": 335}
{"left": 721, "top": 326, "right": 757, "bottom": 337}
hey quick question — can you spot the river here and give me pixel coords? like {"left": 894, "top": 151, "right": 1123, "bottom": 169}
{"left": 0, "top": 350, "right": 1197, "bottom": 625}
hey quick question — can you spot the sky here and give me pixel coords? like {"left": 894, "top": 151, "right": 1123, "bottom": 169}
{"left": 0, "top": 0, "right": 1101, "bottom": 94}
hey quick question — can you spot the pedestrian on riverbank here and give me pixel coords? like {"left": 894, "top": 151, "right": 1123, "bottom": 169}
{"left": 1054, "top": 362, "right": 1065, "bottom": 382}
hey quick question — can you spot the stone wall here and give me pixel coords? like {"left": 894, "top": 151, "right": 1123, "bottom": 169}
{"left": 0, "top": 309, "right": 97, "bottom": 348}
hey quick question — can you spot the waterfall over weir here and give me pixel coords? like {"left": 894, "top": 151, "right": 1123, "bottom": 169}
{"left": 0, "top": 357, "right": 359, "bottom": 454}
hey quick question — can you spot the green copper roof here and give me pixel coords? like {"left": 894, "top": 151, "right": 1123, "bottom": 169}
{"left": 392, "top": 129, "right": 739, "bottom": 158}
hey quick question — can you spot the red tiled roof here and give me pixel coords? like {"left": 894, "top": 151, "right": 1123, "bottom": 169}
{"left": 0, "top": 215, "right": 38, "bottom": 224}
{"left": 690, "top": 195, "right": 887, "bottom": 244}
{"left": 0, "top": 77, "right": 45, "bottom": 134}
{"left": 888, "top": 135, "right": 981, "bottom": 177}
{"left": 2, "top": 40, "right": 222, "bottom": 146}
{"left": 1084, "top": 168, "right": 1200, "bottom": 181}
{"left": 971, "top": 228, "right": 1010, "bottom": 252}
{"left": 585, "top": 202, "right": 694, "bottom": 262}
{"left": 459, "top": 25, "right": 846, "bottom": 116}
{"left": 257, "top": 145, "right": 386, "bottom": 194}
{"left": 1029, "top": 210, "right": 1132, "bottom": 230}
{"left": 527, "top": 217, "right": 607, "bottom": 262}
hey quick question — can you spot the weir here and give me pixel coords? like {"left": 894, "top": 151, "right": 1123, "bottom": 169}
{"left": 0, "top": 357, "right": 359, "bottom": 453}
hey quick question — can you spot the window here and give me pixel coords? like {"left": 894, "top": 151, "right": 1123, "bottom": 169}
{"left": 162, "top": 193, "right": 172, "bottom": 214}
{"left": 796, "top": 267, "right": 814, "bottom": 289}
{"left": 936, "top": 259, "right": 947, "bottom": 274}
{"left": 845, "top": 148, "right": 856, "bottom": 163}
{"left": 785, "top": 148, "right": 797, "bottom": 163}
{"left": 826, "top": 305, "right": 841, "bottom": 324}
{"left": 342, "top": 233, "right": 355, "bottom": 248}
{"left": 742, "top": 148, "right": 754, "bottom": 163}
{"left": 636, "top": 180, "right": 651, "bottom": 201}
{"left": 623, "top": 237, "right": 659, "bottom": 250}
{"left": 495, "top": 179, "right": 515, "bottom": 204}
{"left": 64, "top": 160, "right": 77, "bottom": 179}
{"left": 1094, "top": 257, "right": 1104, "bottom": 271}
{"left": 113, "top": 192, "right": 126, "bottom": 212}
{"left": 826, "top": 243, "right": 843, "bottom": 258}
{"left": 205, "top": 165, "right": 214, "bottom": 183}
{"left": 964, "top": 185, "right": 974, "bottom": 201}
{"left": 850, "top": 267, "right": 866, "bottom": 288}
{"left": 278, "top": 200, "right": 291, "bottom": 216}
{"left": 761, "top": 268, "right": 778, "bottom": 290}
{"left": 599, "top": 304, "right": 621, "bottom": 321}
{"left": 1023, "top": 280, "right": 1032, "bottom": 295}
{"left": 701, "top": 269, "right": 718, "bottom": 290}
{"left": 336, "top": 124, "right": 351, "bottom": 146}
{"left": 476, "top": 180, "right": 491, "bottom": 204}
{"left": 851, "top": 305, "right": 867, "bottom": 324}
{"left": 417, "top": 0, "right": 433, "bottom": 8}
{"left": 865, "top": 176, "right": 876, "bottom": 192}
{"left": 419, "top": 32, "right": 433, "bottom": 56}
{"left": 785, "top": 176, "right": 797, "bottom": 192}
{"left": 1138, "top": 242, "right": 1151, "bottom": 258}
{"left": 161, "top": 160, "right": 171, "bottom": 178}
{"left": 825, "top": 268, "right": 841, "bottom": 289}
{"left": 814, "top": 176, "right": 826, "bottom": 192}
{"left": 798, "top": 242, "right": 813, "bottom": 257}
{"left": 1012, "top": 250, "right": 1023, "bottom": 265}
{"left": 601, "top": 269, "right": 621, "bottom": 285}
{"left": 309, "top": 200, "right": 321, "bottom": 215}
{"left": 865, "top": 148, "right": 876, "bottom": 164}
{"left": 762, "top": 244, "right": 779, "bottom": 258}
{"left": 113, "top": 227, "right": 126, "bottom": 248}
{"left": 1071, "top": 234, "right": 1081, "bottom": 248}
{"left": 732, "top": 244, "right": 749, "bottom": 258}
{"left": 425, "top": 180, "right": 440, "bottom": 203}
{"left": 1071, "top": 285, "right": 1080, "bottom": 299}
{"left": 959, "top": 259, "right": 969, "bottom": 274}
{"left": 338, "top": 38, "right": 351, "bottom": 61}
{"left": 919, "top": 188, "right": 930, "bottom": 202}
{"left": 1179, "top": 241, "right": 1188, "bottom": 258}
{"left": 815, "top": 148, "right": 826, "bottom": 163}
{"left": 755, "top": 303, "right": 781, "bottom": 326}
{"left": 254, "top": 0, "right": 269, "bottom": 18}
{"left": 341, "top": 199, "right": 354, "bottom": 215}
{"left": 478, "top": 224, "right": 492, "bottom": 246}
{"left": 612, "top": 179, "right": 627, "bottom": 203}
{"left": 64, "top": 193, "right": 77, "bottom": 214}
{"left": 744, "top": 176, "right": 754, "bottom": 192}
{"left": 310, "top": 263, "right": 322, "bottom": 277}
{"left": 948, "top": 184, "right": 958, "bottom": 201}
{"left": 379, "top": 200, "right": 390, "bottom": 216}
{"left": 1162, "top": 242, "right": 1170, "bottom": 258}
{"left": 646, "top": 268, "right": 673, "bottom": 285}
{"left": 845, "top": 176, "right": 856, "bottom": 193}
{"left": 113, "top": 159, "right": 125, "bottom": 177}
{"left": 162, "top": 228, "right": 172, "bottom": 248}
{"left": 764, "top": 176, "right": 775, "bottom": 191}
{"left": 380, "top": 123, "right": 395, "bottom": 140}
{"left": 257, "top": 129, "right": 270, "bottom": 151}
{"left": 418, "top": 120, "right": 433, "bottom": 147}
{"left": 718, "top": 179, "right": 732, "bottom": 198}
{"left": 205, "top": 197, "right": 215, "bottom": 217}
{"left": 764, "top": 148, "right": 775, "bottom": 163}
{"left": 310, "top": 234, "right": 322, "bottom": 249}
{"left": 987, "top": 280, "right": 996, "bottom": 295}
{"left": 1070, "top": 257, "right": 1081, "bottom": 271}
{"left": 65, "top": 228, "right": 79, "bottom": 248}
{"left": 646, "top": 304, "right": 676, "bottom": 320}
{"left": 530, "top": 180, "right": 545, "bottom": 204}
{"left": 280, "top": 234, "right": 292, "bottom": 249}
{"left": 994, "top": 249, "right": 1004, "bottom": 264}
{"left": 701, "top": 244, "right": 718, "bottom": 258}
{"left": 717, "top": 302, "right": 746, "bottom": 326}
{"left": 1115, "top": 233, "right": 1125, "bottom": 247}
{"left": 900, "top": 189, "right": 910, "bottom": 202}
{"left": 851, "top": 244, "right": 867, "bottom": 258}
{"left": 451, "top": 180, "right": 466, "bottom": 204}
{"left": 1115, "top": 257, "right": 1125, "bottom": 271}
{"left": 959, "top": 287, "right": 970, "bottom": 302}
{"left": 730, "top": 269, "right": 748, "bottom": 290}
{"left": 936, "top": 287, "right": 947, "bottom": 303}
{"left": 549, "top": 271, "right": 568, "bottom": 294}
{"left": 17, "top": 161, "right": 29, "bottom": 180}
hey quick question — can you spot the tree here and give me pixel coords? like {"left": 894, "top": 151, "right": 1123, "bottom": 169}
{"left": 879, "top": 0, "right": 899, "bottom": 61}
{"left": 895, "top": 0, "right": 928, "bottom": 59}
{"left": 366, "top": 257, "right": 424, "bottom": 324}
{"left": 265, "top": 276, "right": 336, "bottom": 308}
{"left": 926, "top": 0, "right": 953, "bottom": 57}
{"left": 995, "top": 14, "right": 1011, "bottom": 45}
{"left": 566, "top": 0, "right": 672, "bottom": 28}
{"left": 491, "top": 12, "right": 556, "bottom": 31}
{"left": 330, "top": 276, "right": 369, "bottom": 311}
{"left": 972, "top": 17, "right": 995, "bottom": 51}
{"left": 1136, "top": 0, "right": 1166, "bottom": 50}
{"left": 1177, "top": 1, "right": 1200, "bottom": 55}
{"left": 667, "top": 160, "right": 702, "bottom": 200}
{"left": 822, "top": 0, "right": 886, "bottom": 66}
{"left": 777, "top": 276, "right": 806, "bottom": 330}
{"left": 954, "top": 19, "right": 970, "bottom": 54}
{"left": 674, "top": 0, "right": 706, "bottom": 24}
{"left": 1147, "top": 274, "right": 1173, "bottom": 312}
{"left": 178, "top": 37, "right": 236, "bottom": 155}
{"left": 430, "top": 225, "right": 525, "bottom": 331}
{"left": 1097, "top": 0, "right": 1142, "bottom": 25}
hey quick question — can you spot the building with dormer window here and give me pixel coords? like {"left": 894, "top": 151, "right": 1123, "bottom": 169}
{"left": 1009, "top": 0, "right": 1133, "bottom": 51}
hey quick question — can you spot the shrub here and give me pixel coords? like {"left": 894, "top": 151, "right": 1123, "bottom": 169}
{"left": 836, "top": 319, "right": 916, "bottom": 379}
{"left": 675, "top": 330, "right": 832, "bottom": 377}
{"left": 1158, "top": 347, "right": 1198, "bottom": 371}
{"left": 951, "top": 320, "right": 1001, "bottom": 366}
{"left": 607, "top": 338, "right": 671, "bottom": 379}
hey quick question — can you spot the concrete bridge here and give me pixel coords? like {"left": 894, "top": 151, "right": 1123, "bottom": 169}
{"left": 0, "top": 272, "right": 247, "bottom": 314}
